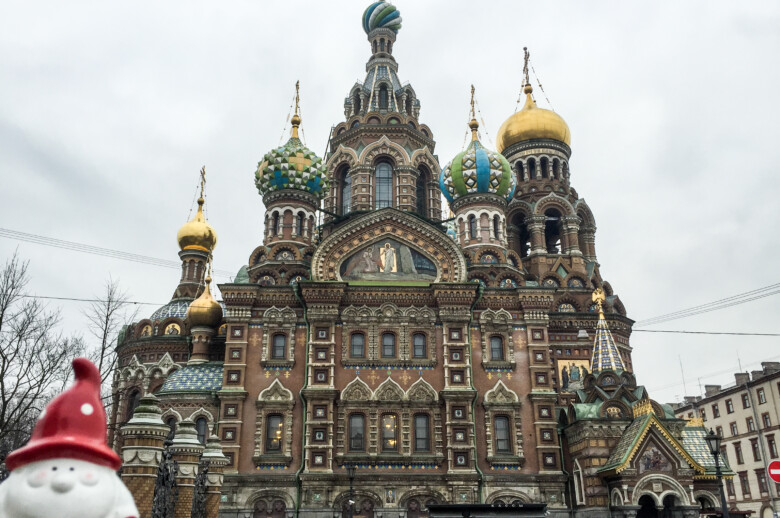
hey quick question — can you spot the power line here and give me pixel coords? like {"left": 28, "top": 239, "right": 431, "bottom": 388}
{"left": 635, "top": 282, "right": 780, "bottom": 326}
{"left": 22, "top": 295, "right": 165, "bottom": 306}
{"left": 634, "top": 329, "right": 780, "bottom": 337}
{"left": 0, "top": 228, "right": 233, "bottom": 278}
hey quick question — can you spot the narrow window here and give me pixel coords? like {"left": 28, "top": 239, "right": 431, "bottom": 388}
{"left": 272, "top": 334, "right": 286, "bottom": 359}
{"left": 379, "top": 84, "right": 389, "bottom": 110}
{"left": 271, "top": 212, "right": 279, "bottom": 236}
{"left": 351, "top": 333, "right": 365, "bottom": 358}
{"left": 296, "top": 211, "right": 304, "bottom": 235}
{"left": 196, "top": 417, "right": 208, "bottom": 445}
{"left": 166, "top": 417, "right": 177, "bottom": 435}
{"left": 540, "top": 157, "right": 549, "bottom": 178}
{"left": 528, "top": 158, "right": 537, "bottom": 179}
{"left": 414, "top": 414, "right": 430, "bottom": 451}
{"left": 469, "top": 215, "right": 478, "bottom": 239}
{"left": 412, "top": 333, "right": 426, "bottom": 358}
{"left": 266, "top": 414, "right": 283, "bottom": 451}
{"left": 382, "top": 414, "right": 398, "bottom": 451}
{"left": 382, "top": 333, "right": 396, "bottom": 358}
{"left": 416, "top": 169, "right": 428, "bottom": 216}
{"left": 341, "top": 170, "right": 352, "bottom": 215}
{"left": 125, "top": 390, "right": 141, "bottom": 421}
{"left": 495, "top": 416, "right": 511, "bottom": 453}
{"left": 493, "top": 215, "right": 500, "bottom": 239}
{"left": 490, "top": 336, "right": 504, "bottom": 361}
{"left": 375, "top": 162, "right": 393, "bottom": 208}
{"left": 349, "top": 414, "right": 365, "bottom": 451}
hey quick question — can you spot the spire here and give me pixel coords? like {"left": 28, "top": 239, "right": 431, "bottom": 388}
{"left": 177, "top": 166, "right": 217, "bottom": 253}
{"left": 590, "top": 288, "right": 625, "bottom": 373}
{"left": 468, "top": 84, "right": 479, "bottom": 142}
{"left": 291, "top": 80, "right": 301, "bottom": 139}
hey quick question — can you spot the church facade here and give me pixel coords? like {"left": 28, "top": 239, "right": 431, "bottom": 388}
{"left": 112, "top": 3, "right": 731, "bottom": 518}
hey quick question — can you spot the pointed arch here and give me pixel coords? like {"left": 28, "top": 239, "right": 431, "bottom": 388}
{"left": 406, "top": 377, "right": 437, "bottom": 403}
{"left": 373, "top": 377, "right": 405, "bottom": 401}
{"left": 341, "top": 377, "right": 372, "bottom": 401}
{"left": 259, "top": 379, "right": 294, "bottom": 403}
{"left": 484, "top": 380, "right": 520, "bottom": 405}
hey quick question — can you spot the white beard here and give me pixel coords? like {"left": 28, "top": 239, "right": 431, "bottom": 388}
{"left": 0, "top": 458, "right": 138, "bottom": 518}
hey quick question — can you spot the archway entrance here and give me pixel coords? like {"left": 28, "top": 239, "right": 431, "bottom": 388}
{"left": 638, "top": 495, "right": 658, "bottom": 518}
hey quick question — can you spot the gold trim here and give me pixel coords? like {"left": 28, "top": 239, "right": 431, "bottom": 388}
{"left": 615, "top": 414, "right": 705, "bottom": 475}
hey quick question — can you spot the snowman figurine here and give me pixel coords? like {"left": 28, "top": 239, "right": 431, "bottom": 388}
{"left": 0, "top": 358, "right": 139, "bottom": 518}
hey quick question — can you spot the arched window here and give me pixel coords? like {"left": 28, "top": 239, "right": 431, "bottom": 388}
{"left": 416, "top": 168, "right": 428, "bottom": 216}
{"left": 552, "top": 158, "right": 560, "bottom": 179}
{"left": 490, "top": 336, "right": 504, "bottom": 361}
{"left": 265, "top": 414, "right": 283, "bottom": 451}
{"left": 272, "top": 334, "right": 286, "bottom": 359}
{"left": 351, "top": 333, "right": 365, "bottom": 358}
{"left": 349, "top": 414, "right": 365, "bottom": 451}
{"left": 125, "top": 390, "right": 141, "bottom": 421}
{"left": 468, "top": 215, "right": 478, "bottom": 239}
{"left": 379, "top": 84, "right": 389, "bottom": 110}
{"left": 493, "top": 215, "right": 500, "bottom": 239}
{"left": 405, "top": 95, "right": 413, "bottom": 115}
{"left": 195, "top": 417, "right": 208, "bottom": 445}
{"left": 540, "top": 157, "right": 549, "bottom": 179}
{"left": 414, "top": 414, "right": 430, "bottom": 451}
{"left": 340, "top": 170, "right": 352, "bottom": 215}
{"left": 516, "top": 161, "right": 525, "bottom": 181}
{"left": 166, "top": 417, "right": 177, "bottom": 436}
{"left": 296, "top": 211, "right": 304, "bottom": 235}
{"left": 412, "top": 333, "right": 426, "bottom": 358}
{"left": 271, "top": 212, "right": 279, "bottom": 236}
{"left": 512, "top": 213, "right": 531, "bottom": 258}
{"left": 494, "top": 416, "right": 511, "bottom": 453}
{"left": 528, "top": 158, "right": 537, "bottom": 179}
{"left": 382, "top": 413, "right": 398, "bottom": 451}
{"left": 380, "top": 38, "right": 385, "bottom": 52}
{"left": 381, "top": 333, "right": 396, "bottom": 358}
{"left": 544, "top": 208, "right": 563, "bottom": 253}
{"left": 375, "top": 162, "right": 393, "bottom": 208}
{"left": 372, "top": 40, "right": 377, "bottom": 53}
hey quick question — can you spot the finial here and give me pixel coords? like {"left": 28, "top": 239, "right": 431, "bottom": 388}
{"left": 198, "top": 166, "right": 206, "bottom": 206}
{"left": 522, "top": 47, "right": 533, "bottom": 95}
{"left": 468, "top": 84, "right": 479, "bottom": 141}
{"left": 592, "top": 287, "right": 606, "bottom": 319}
{"left": 291, "top": 80, "right": 302, "bottom": 139}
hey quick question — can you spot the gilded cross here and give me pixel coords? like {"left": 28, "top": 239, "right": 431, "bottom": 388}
{"left": 367, "top": 370, "right": 380, "bottom": 385}
{"left": 199, "top": 166, "right": 206, "bottom": 198}
{"left": 288, "top": 152, "right": 311, "bottom": 172}
{"left": 249, "top": 334, "right": 262, "bottom": 347}
{"left": 399, "top": 370, "right": 411, "bottom": 386}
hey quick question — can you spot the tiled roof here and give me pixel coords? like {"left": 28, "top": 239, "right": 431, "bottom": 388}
{"left": 601, "top": 414, "right": 651, "bottom": 472}
{"left": 150, "top": 298, "right": 192, "bottom": 321}
{"left": 681, "top": 425, "right": 734, "bottom": 476}
{"left": 159, "top": 363, "right": 223, "bottom": 393}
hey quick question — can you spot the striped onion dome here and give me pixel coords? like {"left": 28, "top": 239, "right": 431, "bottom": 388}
{"left": 363, "top": 2, "right": 402, "bottom": 34}
{"left": 439, "top": 119, "right": 515, "bottom": 205}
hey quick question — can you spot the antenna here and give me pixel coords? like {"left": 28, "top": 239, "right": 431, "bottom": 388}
{"left": 678, "top": 355, "right": 688, "bottom": 397}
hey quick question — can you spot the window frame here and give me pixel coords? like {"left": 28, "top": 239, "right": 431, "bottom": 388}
{"left": 265, "top": 414, "right": 283, "bottom": 452}
{"left": 351, "top": 332, "right": 365, "bottom": 358}
{"left": 375, "top": 162, "right": 394, "bottom": 209}
{"left": 412, "top": 333, "right": 427, "bottom": 359}
{"left": 381, "top": 332, "right": 396, "bottom": 358}
{"left": 758, "top": 388, "right": 767, "bottom": 404}
{"left": 726, "top": 399, "right": 734, "bottom": 413}
{"left": 494, "top": 415, "right": 512, "bottom": 454}
{"left": 414, "top": 413, "right": 430, "bottom": 452}
{"left": 489, "top": 335, "right": 504, "bottom": 361}
{"left": 348, "top": 413, "right": 365, "bottom": 452}
{"left": 381, "top": 413, "right": 399, "bottom": 452}
{"left": 271, "top": 333, "right": 287, "bottom": 360}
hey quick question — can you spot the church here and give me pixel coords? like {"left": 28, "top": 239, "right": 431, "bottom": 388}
{"left": 112, "top": 3, "right": 732, "bottom": 517}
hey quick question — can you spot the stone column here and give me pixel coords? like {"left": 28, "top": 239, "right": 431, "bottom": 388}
{"left": 562, "top": 216, "right": 582, "bottom": 256}
{"left": 169, "top": 418, "right": 205, "bottom": 518}
{"left": 201, "top": 434, "right": 230, "bottom": 518}
{"left": 527, "top": 216, "right": 547, "bottom": 256}
{"left": 189, "top": 326, "right": 214, "bottom": 365}
{"left": 120, "top": 394, "right": 170, "bottom": 518}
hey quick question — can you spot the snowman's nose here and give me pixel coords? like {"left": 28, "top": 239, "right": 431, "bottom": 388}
{"left": 51, "top": 472, "right": 75, "bottom": 493}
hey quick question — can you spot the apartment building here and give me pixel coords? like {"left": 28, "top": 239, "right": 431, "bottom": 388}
{"left": 674, "top": 362, "right": 780, "bottom": 518}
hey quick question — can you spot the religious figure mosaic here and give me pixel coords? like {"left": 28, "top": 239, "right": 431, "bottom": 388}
{"left": 558, "top": 359, "right": 590, "bottom": 392}
{"left": 340, "top": 238, "right": 437, "bottom": 281}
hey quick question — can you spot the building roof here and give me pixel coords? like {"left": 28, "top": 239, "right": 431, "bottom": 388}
{"left": 158, "top": 363, "right": 223, "bottom": 394}
{"left": 681, "top": 424, "right": 734, "bottom": 476}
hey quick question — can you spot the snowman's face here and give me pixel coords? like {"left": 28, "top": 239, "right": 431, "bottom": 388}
{"left": 3, "top": 458, "right": 117, "bottom": 518}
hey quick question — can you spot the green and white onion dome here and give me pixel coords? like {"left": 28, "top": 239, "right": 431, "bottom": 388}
{"left": 255, "top": 114, "right": 328, "bottom": 199}
{"left": 363, "top": 2, "right": 402, "bottom": 34}
{"left": 439, "top": 119, "right": 515, "bottom": 205}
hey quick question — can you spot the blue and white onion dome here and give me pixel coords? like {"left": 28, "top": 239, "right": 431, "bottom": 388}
{"left": 255, "top": 114, "right": 328, "bottom": 199}
{"left": 363, "top": 2, "right": 402, "bottom": 34}
{"left": 439, "top": 118, "right": 515, "bottom": 205}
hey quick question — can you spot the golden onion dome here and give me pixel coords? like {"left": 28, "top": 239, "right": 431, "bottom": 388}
{"left": 496, "top": 84, "right": 571, "bottom": 153}
{"left": 176, "top": 197, "right": 217, "bottom": 252}
{"left": 186, "top": 276, "right": 223, "bottom": 328}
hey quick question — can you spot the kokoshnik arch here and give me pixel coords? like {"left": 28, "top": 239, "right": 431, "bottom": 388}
{"left": 112, "top": 3, "right": 732, "bottom": 518}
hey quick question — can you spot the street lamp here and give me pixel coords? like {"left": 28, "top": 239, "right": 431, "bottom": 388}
{"left": 704, "top": 428, "right": 730, "bottom": 518}
{"left": 346, "top": 463, "right": 356, "bottom": 518}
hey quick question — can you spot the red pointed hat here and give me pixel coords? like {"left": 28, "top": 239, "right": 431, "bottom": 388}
{"left": 5, "top": 358, "right": 121, "bottom": 471}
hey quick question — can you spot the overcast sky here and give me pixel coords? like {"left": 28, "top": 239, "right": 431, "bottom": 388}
{"left": 1, "top": 1, "right": 778, "bottom": 404}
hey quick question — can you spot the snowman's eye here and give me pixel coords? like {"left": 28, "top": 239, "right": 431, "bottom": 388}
{"left": 69, "top": 467, "right": 74, "bottom": 471}
{"left": 52, "top": 467, "right": 57, "bottom": 471}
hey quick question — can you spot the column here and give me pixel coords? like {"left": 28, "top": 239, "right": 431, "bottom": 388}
{"left": 169, "top": 418, "right": 206, "bottom": 518}
{"left": 201, "top": 434, "right": 230, "bottom": 518}
{"left": 527, "top": 216, "right": 547, "bottom": 256}
{"left": 120, "top": 395, "right": 171, "bottom": 518}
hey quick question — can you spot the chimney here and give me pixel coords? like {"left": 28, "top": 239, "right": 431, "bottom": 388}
{"left": 763, "top": 362, "right": 780, "bottom": 375}
{"left": 734, "top": 373, "right": 750, "bottom": 386}
{"left": 684, "top": 396, "right": 701, "bottom": 405}
{"left": 752, "top": 370, "right": 765, "bottom": 381}
{"left": 704, "top": 385, "right": 722, "bottom": 398}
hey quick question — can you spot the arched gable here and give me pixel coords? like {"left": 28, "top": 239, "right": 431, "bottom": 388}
{"left": 359, "top": 135, "right": 411, "bottom": 166}
{"left": 407, "top": 378, "right": 437, "bottom": 402}
{"left": 311, "top": 208, "right": 467, "bottom": 282}
{"left": 373, "top": 377, "right": 405, "bottom": 402}
{"left": 342, "top": 377, "right": 372, "bottom": 401}
{"left": 259, "top": 379, "right": 294, "bottom": 403}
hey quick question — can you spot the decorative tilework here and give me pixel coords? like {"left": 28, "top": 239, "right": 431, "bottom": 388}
{"left": 255, "top": 137, "right": 328, "bottom": 199}
{"left": 591, "top": 313, "right": 625, "bottom": 373}
{"left": 149, "top": 299, "right": 192, "bottom": 321}
{"left": 439, "top": 138, "right": 514, "bottom": 204}
{"left": 159, "top": 363, "right": 224, "bottom": 393}
{"left": 340, "top": 462, "right": 437, "bottom": 470}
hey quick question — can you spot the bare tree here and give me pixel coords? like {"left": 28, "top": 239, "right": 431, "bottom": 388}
{"left": 83, "top": 277, "right": 137, "bottom": 388}
{"left": 0, "top": 252, "right": 82, "bottom": 474}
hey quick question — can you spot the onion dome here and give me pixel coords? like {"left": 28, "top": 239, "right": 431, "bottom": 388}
{"left": 439, "top": 118, "right": 515, "bottom": 204}
{"left": 255, "top": 113, "right": 328, "bottom": 199}
{"left": 186, "top": 276, "right": 223, "bottom": 328}
{"left": 496, "top": 84, "right": 571, "bottom": 153}
{"left": 363, "top": 2, "right": 402, "bottom": 34}
{"left": 177, "top": 196, "right": 217, "bottom": 252}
